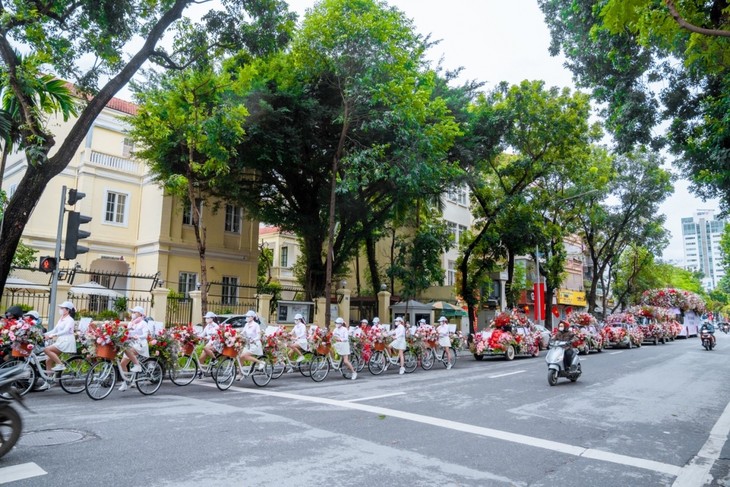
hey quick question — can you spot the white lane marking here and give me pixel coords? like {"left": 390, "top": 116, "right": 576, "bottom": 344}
{"left": 344, "top": 392, "right": 405, "bottom": 403}
{"left": 609, "top": 351, "right": 623, "bottom": 355}
{"left": 196, "top": 382, "right": 682, "bottom": 476}
{"left": 0, "top": 462, "right": 47, "bottom": 484}
{"left": 672, "top": 400, "right": 730, "bottom": 486}
{"left": 488, "top": 370, "right": 526, "bottom": 379}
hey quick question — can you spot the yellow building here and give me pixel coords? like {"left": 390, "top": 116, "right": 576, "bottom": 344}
{"left": 2, "top": 96, "right": 259, "bottom": 319}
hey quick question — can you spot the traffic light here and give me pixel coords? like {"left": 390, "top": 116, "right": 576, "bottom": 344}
{"left": 67, "top": 188, "right": 86, "bottom": 206}
{"left": 38, "top": 256, "right": 57, "bottom": 273}
{"left": 64, "top": 211, "right": 92, "bottom": 259}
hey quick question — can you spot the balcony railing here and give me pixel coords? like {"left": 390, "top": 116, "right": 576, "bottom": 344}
{"left": 85, "top": 150, "right": 142, "bottom": 175}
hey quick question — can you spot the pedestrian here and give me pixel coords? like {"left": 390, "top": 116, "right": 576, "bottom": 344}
{"left": 239, "top": 310, "right": 265, "bottom": 370}
{"left": 333, "top": 317, "right": 356, "bottom": 380}
{"left": 389, "top": 316, "right": 407, "bottom": 374}
{"left": 437, "top": 316, "right": 453, "bottom": 369}
{"left": 289, "top": 313, "right": 309, "bottom": 362}
{"left": 119, "top": 306, "right": 149, "bottom": 391}
{"left": 198, "top": 311, "right": 220, "bottom": 365}
{"left": 43, "top": 301, "right": 77, "bottom": 377}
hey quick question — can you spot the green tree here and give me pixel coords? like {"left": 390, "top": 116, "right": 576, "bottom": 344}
{"left": 579, "top": 148, "right": 672, "bottom": 314}
{"left": 0, "top": 0, "right": 295, "bottom": 294}
{"left": 231, "top": 0, "right": 461, "bottom": 310}
{"left": 457, "top": 80, "right": 599, "bottom": 334}
{"left": 131, "top": 67, "right": 249, "bottom": 314}
{"left": 611, "top": 245, "right": 662, "bottom": 310}
{"left": 538, "top": 0, "right": 730, "bottom": 211}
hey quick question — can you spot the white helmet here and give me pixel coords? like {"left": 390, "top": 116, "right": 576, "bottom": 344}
{"left": 418, "top": 319, "right": 426, "bottom": 324}
{"left": 23, "top": 310, "right": 40, "bottom": 320}
{"left": 335, "top": 317, "right": 345, "bottom": 325}
{"left": 372, "top": 317, "right": 380, "bottom": 324}
{"left": 438, "top": 316, "right": 448, "bottom": 322}
{"left": 395, "top": 317, "right": 404, "bottom": 323}
{"left": 204, "top": 311, "right": 216, "bottom": 319}
{"left": 245, "top": 310, "right": 257, "bottom": 318}
{"left": 294, "top": 313, "right": 304, "bottom": 321}
{"left": 129, "top": 306, "right": 146, "bottom": 315}
{"left": 59, "top": 301, "right": 74, "bottom": 310}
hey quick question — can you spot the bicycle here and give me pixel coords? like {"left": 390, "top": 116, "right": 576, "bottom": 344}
{"left": 420, "top": 342, "right": 457, "bottom": 370}
{"left": 168, "top": 345, "right": 221, "bottom": 386}
{"left": 85, "top": 353, "right": 163, "bottom": 400}
{"left": 367, "top": 344, "right": 417, "bottom": 375}
{"left": 0, "top": 346, "right": 92, "bottom": 396}
{"left": 309, "top": 348, "right": 359, "bottom": 382}
{"left": 269, "top": 349, "right": 314, "bottom": 379}
{"left": 213, "top": 351, "right": 273, "bottom": 390}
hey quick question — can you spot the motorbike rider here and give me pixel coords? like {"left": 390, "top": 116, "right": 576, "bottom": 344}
{"left": 700, "top": 321, "right": 716, "bottom": 345}
{"left": 554, "top": 320, "right": 576, "bottom": 371}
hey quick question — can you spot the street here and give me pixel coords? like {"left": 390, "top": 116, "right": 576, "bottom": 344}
{"left": 2, "top": 333, "right": 730, "bottom": 487}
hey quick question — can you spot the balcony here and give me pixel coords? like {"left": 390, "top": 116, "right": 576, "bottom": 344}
{"left": 83, "top": 150, "right": 143, "bottom": 175}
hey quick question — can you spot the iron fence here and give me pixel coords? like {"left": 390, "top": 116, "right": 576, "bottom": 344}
{"left": 167, "top": 297, "right": 193, "bottom": 326}
{"left": 1, "top": 292, "right": 52, "bottom": 320}
{"left": 207, "top": 300, "right": 258, "bottom": 316}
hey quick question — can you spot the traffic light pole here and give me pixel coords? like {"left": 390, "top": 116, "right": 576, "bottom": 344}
{"left": 48, "top": 185, "right": 66, "bottom": 326}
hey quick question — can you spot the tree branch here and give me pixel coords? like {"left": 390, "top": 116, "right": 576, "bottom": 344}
{"left": 665, "top": 0, "right": 730, "bottom": 38}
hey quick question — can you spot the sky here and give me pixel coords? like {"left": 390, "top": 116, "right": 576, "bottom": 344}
{"left": 174, "top": 0, "right": 722, "bottom": 262}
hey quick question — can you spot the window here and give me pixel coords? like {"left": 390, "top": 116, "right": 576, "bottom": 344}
{"left": 224, "top": 205, "right": 241, "bottom": 233}
{"left": 446, "top": 186, "right": 467, "bottom": 206}
{"left": 280, "top": 246, "right": 289, "bottom": 268}
{"left": 447, "top": 221, "right": 457, "bottom": 247}
{"left": 178, "top": 272, "right": 197, "bottom": 297}
{"left": 182, "top": 199, "right": 203, "bottom": 225}
{"left": 221, "top": 276, "right": 238, "bottom": 305}
{"left": 447, "top": 260, "right": 456, "bottom": 286}
{"left": 104, "top": 191, "right": 127, "bottom": 224}
{"left": 122, "top": 137, "right": 134, "bottom": 158}
{"left": 8, "top": 184, "right": 16, "bottom": 198}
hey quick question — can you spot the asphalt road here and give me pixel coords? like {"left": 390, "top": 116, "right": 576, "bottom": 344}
{"left": 3, "top": 332, "right": 730, "bottom": 487}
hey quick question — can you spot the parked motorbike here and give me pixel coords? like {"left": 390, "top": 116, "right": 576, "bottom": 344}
{"left": 546, "top": 340, "right": 581, "bottom": 386}
{"left": 701, "top": 330, "right": 716, "bottom": 351}
{"left": 0, "top": 364, "right": 31, "bottom": 458}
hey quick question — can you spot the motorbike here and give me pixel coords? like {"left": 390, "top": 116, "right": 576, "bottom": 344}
{"left": 721, "top": 323, "right": 729, "bottom": 334}
{"left": 701, "top": 329, "right": 716, "bottom": 351}
{"left": 546, "top": 340, "right": 581, "bottom": 386}
{"left": 0, "top": 364, "right": 31, "bottom": 458}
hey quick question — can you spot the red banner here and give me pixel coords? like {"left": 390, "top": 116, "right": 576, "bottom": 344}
{"left": 533, "top": 283, "right": 545, "bottom": 321}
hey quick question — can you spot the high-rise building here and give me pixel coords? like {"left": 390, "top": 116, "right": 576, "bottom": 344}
{"left": 681, "top": 209, "right": 727, "bottom": 290}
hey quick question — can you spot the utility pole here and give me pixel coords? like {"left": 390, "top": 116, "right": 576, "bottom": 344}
{"left": 48, "top": 186, "right": 67, "bottom": 325}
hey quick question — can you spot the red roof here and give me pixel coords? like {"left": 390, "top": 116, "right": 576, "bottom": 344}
{"left": 259, "top": 226, "right": 281, "bottom": 235}
{"left": 63, "top": 81, "right": 138, "bottom": 115}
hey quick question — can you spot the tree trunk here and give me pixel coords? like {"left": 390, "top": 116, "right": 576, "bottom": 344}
{"left": 0, "top": 142, "right": 11, "bottom": 191}
{"left": 365, "top": 234, "right": 380, "bottom": 294}
{"left": 187, "top": 176, "right": 207, "bottom": 316}
{"left": 505, "top": 250, "right": 515, "bottom": 308}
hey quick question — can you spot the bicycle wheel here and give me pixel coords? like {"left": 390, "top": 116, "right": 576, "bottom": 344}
{"left": 441, "top": 349, "right": 456, "bottom": 368}
{"left": 0, "top": 360, "right": 34, "bottom": 397}
{"left": 85, "top": 360, "right": 116, "bottom": 400}
{"left": 368, "top": 351, "right": 386, "bottom": 375}
{"left": 170, "top": 353, "right": 198, "bottom": 386}
{"left": 0, "top": 403, "right": 22, "bottom": 459}
{"left": 420, "top": 348, "right": 435, "bottom": 370}
{"left": 137, "top": 359, "right": 163, "bottom": 395}
{"left": 403, "top": 350, "right": 418, "bottom": 373}
{"left": 251, "top": 360, "right": 273, "bottom": 387}
{"left": 310, "top": 355, "right": 329, "bottom": 382}
{"left": 270, "top": 357, "right": 286, "bottom": 380}
{"left": 214, "top": 358, "right": 236, "bottom": 391}
{"left": 353, "top": 352, "right": 365, "bottom": 372}
{"left": 298, "top": 353, "right": 313, "bottom": 377}
{"left": 59, "top": 356, "right": 92, "bottom": 394}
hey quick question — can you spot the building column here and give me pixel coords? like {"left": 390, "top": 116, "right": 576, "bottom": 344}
{"left": 150, "top": 287, "right": 169, "bottom": 324}
{"left": 189, "top": 290, "right": 202, "bottom": 325}
{"left": 377, "top": 290, "right": 391, "bottom": 323}
{"left": 257, "top": 293, "right": 273, "bottom": 323}
{"left": 337, "top": 288, "right": 351, "bottom": 324}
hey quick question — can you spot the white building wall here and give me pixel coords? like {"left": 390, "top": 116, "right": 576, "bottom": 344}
{"left": 681, "top": 209, "right": 727, "bottom": 291}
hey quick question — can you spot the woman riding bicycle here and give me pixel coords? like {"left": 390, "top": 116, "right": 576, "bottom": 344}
{"left": 119, "top": 306, "right": 150, "bottom": 391}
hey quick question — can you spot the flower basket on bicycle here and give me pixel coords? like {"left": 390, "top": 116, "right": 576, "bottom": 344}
{"left": 221, "top": 346, "right": 238, "bottom": 358}
{"left": 11, "top": 342, "right": 33, "bottom": 357}
{"left": 425, "top": 340, "right": 437, "bottom": 348}
{"left": 182, "top": 342, "right": 195, "bottom": 356}
{"left": 96, "top": 343, "right": 117, "bottom": 360}
{"left": 316, "top": 344, "right": 331, "bottom": 355}
{"left": 373, "top": 341, "right": 386, "bottom": 351}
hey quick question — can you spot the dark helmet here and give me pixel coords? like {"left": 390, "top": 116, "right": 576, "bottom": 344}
{"left": 5, "top": 305, "right": 23, "bottom": 319}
